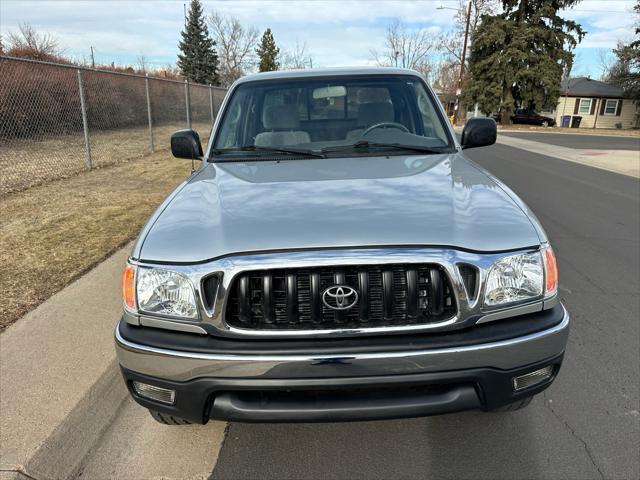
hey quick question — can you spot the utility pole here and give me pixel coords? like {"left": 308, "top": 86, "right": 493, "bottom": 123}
{"left": 90, "top": 46, "right": 95, "bottom": 69}
{"left": 453, "top": 0, "right": 471, "bottom": 126}
{"left": 561, "top": 66, "right": 570, "bottom": 127}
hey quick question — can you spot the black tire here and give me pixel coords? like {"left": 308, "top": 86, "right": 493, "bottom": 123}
{"left": 541, "top": 121, "right": 549, "bottom": 127}
{"left": 490, "top": 395, "right": 534, "bottom": 412}
{"left": 149, "top": 409, "right": 192, "bottom": 425}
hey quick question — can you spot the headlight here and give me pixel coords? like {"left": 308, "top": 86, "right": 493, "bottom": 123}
{"left": 484, "top": 252, "right": 543, "bottom": 307}
{"left": 136, "top": 268, "right": 198, "bottom": 319}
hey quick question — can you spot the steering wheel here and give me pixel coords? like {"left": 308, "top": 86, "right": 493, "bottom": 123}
{"left": 361, "top": 122, "right": 410, "bottom": 137}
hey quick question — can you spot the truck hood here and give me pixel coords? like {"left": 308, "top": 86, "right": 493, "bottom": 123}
{"left": 136, "top": 153, "right": 542, "bottom": 263}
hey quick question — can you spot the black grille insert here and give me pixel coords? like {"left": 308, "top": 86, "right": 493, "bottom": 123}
{"left": 225, "top": 264, "right": 456, "bottom": 331}
{"left": 458, "top": 265, "right": 479, "bottom": 301}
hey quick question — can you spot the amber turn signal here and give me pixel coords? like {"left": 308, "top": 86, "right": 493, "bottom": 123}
{"left": 544, "top": 247, "right": 558, "bottom": 295}
{"left": 122, "top": 265, "right": 136, "bottom": 309}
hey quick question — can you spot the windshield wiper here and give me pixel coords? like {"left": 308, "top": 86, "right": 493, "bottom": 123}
{"left": 213, "top": 145, "right": 325, "bottom": 159}
{"left": 322, "top": 141, "right": 447, "bottom": 155}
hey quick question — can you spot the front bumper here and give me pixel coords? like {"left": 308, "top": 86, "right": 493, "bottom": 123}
{"left": 115, "top": 303, "right": 570, "bottom": 423}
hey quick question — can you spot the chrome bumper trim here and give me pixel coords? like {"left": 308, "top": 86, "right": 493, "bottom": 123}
{"left": 115, "top": 304, "right": 570, "bottom": 382}
{"left": 475, "top": 301, "right": 543, "bottom": 324}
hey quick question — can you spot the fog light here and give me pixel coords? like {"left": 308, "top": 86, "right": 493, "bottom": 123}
{"left": 132, "top": 381, "right": 176, "bottom": 405}
{"left": 512, "top": 366, "right": 554, "bottom": 391}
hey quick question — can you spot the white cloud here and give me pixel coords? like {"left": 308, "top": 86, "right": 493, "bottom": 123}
{"left": 0, "top": 0, "right": 636, "bottom": 75}
{"left": 561, "top": 0, "right": 636, "bottom": 48}
{"left": 203, "top": 0, "right": 457, "bottom": 26}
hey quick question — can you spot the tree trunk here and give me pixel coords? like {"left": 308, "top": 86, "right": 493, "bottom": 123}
{"left": 500, "top": 88, "right": 514, "bottom": 126}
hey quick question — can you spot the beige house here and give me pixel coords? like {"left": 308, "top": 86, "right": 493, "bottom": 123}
{"left": 553, "top": 77, "right": 638, "bottom": 129}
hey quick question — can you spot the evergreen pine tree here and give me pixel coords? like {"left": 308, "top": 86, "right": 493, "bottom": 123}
{"left": 464, "top": 0, "right": 585, "bottom": 124}
{"left": 256, "top": 28, "right": 280, "bottom": 72}
{"left": 177, "top": 0, "right": 219, "bottom": 85}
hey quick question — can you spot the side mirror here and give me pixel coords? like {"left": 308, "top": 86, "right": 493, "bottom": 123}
{"left": 460, "top": 117, "right": 497, "bottom": 149}
{"left": 171, "top": 129, "right": 203, "bottom": 159}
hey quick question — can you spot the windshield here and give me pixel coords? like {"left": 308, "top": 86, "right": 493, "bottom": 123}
{"left": 211, "top": 75, "right": 453, "bottom": 159}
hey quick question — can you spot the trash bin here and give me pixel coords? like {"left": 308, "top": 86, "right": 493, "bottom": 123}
{"left": 570, "top": 116, "right": 582, "bottom": 128}
{"left": 561, "top": 115, "right": 571, "bottom": 128}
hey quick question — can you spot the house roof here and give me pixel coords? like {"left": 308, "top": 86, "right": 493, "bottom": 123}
{"left": 560, "top": 77, "right": 624, "bottom": 98}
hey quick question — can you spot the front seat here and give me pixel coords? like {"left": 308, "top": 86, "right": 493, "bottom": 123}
{"left": 346, "top": 102, "right": 394, "bottom": 141}
{"left": 254, "top": 104, "right": 310, "bottom": 147}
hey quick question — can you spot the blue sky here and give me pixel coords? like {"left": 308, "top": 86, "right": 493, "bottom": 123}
{"left": 0, "top": 0, "right": 636, "bottom": 78}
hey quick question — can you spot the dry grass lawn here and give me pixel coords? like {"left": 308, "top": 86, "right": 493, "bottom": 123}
{"left": 0, "top": 122, "right": 210, "bottom": 195}
{"left": 0, "top": 150, "right": 196, "bottom": 330}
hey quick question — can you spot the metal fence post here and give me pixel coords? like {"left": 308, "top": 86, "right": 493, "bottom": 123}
{"left": 77, "top": 69, "right": 92, "bottom": 169}
{"left": 209, "top": 84, "right": 215, "bottom": 124}
{"left": 145, "top": 74, "right": 154, "bottom": 152}
{"left": 184, "top": 79, "right": 192, "bottom": 129}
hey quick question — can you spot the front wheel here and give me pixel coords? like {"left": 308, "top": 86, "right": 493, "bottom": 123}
{"left": 489, "top": 395, "right": 534, "bottom": 412}
{"left": 541, "top": 120, "right": 549, "bottom": 127}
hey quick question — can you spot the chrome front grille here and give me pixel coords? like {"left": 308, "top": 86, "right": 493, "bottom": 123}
{"left": 225, "top": 264, "right": 456, "bottom": 331}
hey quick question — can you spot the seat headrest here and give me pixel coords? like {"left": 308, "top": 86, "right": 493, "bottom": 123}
{"left": 357, "top": 102, "right": 394, "bottom": 127}
{"left": 263, "top": 104, "right": 301, "bottom": 130}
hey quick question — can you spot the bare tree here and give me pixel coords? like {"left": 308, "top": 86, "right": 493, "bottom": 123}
{"left": 6, "top": 23, "right": 62, "bottom": 60}
{"left": 209, "top": 10, "right": 259, "bottom": 86}
{"left": 280, "top": 40, "right": 313, "bottom": 70}
{"left": 433, "top": 0, "right": 497, "bottom": 122}
{"left": 370, "top": 19, "right": 437, "bottom": 78}
{"left": 432, "top": 59, "right": 459, "bottom": 94}
{"left": 136, "top": 53, "right": 148, "bottom": 74}
{"left": 596, "top": 49, "right": 614, "bottom": 80}
{"left": 466, "top": 0, "right": 497, "bottom": 40}
{"left": 438, "top": 0, "right": 497, "bottom": 64}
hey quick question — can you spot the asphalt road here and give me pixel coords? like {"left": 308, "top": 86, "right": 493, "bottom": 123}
{"left": 500, "top": 131, "right": 640, "bottom": 150}
{"left": 211, "top": 143, "right": 640, "bottom": 480}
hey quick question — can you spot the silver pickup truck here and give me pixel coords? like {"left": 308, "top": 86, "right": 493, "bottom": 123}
{"left": 115, "top": 67, "right": 568, "bottom": 424}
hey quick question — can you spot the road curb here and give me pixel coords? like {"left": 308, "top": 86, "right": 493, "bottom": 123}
{"left": 1, "top": 245, "right": 131, "bottom": 480}
{"left": 24, "top": 361, "right": 128, "bottom": 479}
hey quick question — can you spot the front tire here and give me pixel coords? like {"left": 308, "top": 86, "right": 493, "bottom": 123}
{"left": 489, "top": 395, "right": 534, "bottom": 412}
{"left": 149, "top": 409, "right": 192, "bottom": 425}
{"left": 541, "top": 121, "right": 549, "bottom": 127}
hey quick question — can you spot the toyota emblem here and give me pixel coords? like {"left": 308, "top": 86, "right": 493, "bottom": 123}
{"left": 322, "top": 285, "right": 359, "bottom": 311}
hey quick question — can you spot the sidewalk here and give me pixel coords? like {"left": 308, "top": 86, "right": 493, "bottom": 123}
{"left": 0, "top": 244, "right": 224, "bottom": 480}
{"left": 495, "top": 135, "right": 640, "bottom": 178}
{"left": 497, "top": 126, "right": 640, "bottom": 138}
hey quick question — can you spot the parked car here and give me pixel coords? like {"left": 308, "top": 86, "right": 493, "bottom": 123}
{"left": 116, "top": 67, "right": 568, "bottom": 424}
{"left": 493, "top": 109, "right": 556, "bottom": 126}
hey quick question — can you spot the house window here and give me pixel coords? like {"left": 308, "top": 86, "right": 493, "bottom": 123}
{"left": 578, "top": 98, "right": 592, "bottom": 114}
{"left": 604, "top": 99, "right": 619, "bottom": 115}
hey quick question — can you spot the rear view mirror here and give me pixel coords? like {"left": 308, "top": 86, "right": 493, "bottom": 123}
{"left": 171, "top": 129, "right": 203, "bottom": 159}
{"left": 460, "top": 118, "right": 497, "bottom": 149}
{"left": 313, "top": 86, "right": 346, "bottom": 99}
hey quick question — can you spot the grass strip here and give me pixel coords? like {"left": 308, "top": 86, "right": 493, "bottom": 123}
{"left": 0, "top": 151, "right": 194, "bottom": 330}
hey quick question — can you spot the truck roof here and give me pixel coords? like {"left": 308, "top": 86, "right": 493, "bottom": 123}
{"left": 236, "top": 66, "right": 424, "bottom": 84}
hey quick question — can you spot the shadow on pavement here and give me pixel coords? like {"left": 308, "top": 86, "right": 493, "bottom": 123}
{"left": 211, "top": 409, "right": 540, "bottom": 480}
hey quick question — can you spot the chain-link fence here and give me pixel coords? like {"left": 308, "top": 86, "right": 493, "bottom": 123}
{"left": 0, "top": 56, "right": 227, "bottom": 196}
